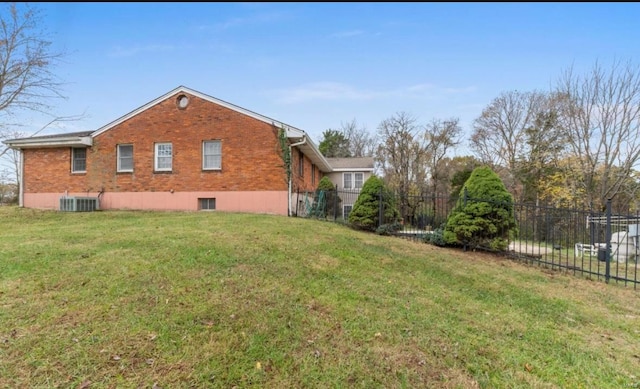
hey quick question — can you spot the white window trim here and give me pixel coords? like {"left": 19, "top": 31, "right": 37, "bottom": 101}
{"left": 202, "top": 140, "right": 222, "bottom": 170}
{"left": 71, "top": 148, "right": 87, "bottom": 173}
{"left": 154, "top": 142, "right": 173, "bottom": 172}
{"left": 344, "top": 204, "right": 353, "bottom": 219}
{"left": 354, "top": 172, "right": 364, "bottom": 189}
{"left": 343, "top": 172, "right": 364, "bottom": 190}
{"left": 343, "top": 172, "right": 353, "bottom": 190}
{"left": 117, "top": 144, "right": 134, "bottom": 172}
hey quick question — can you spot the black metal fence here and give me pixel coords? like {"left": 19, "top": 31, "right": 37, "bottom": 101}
{"left": 295, "top": 188, "right": 640, "bottom": 289}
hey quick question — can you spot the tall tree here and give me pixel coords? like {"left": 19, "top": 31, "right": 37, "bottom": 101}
{"left": 318, "top": 129, "right": 351, "bottom": 158}
{"left": 0, "top": 2, "right": 67, "bottom": 157}
{"left": 424, "top": 118, "right": 462, "bottom": 191}
{"left": 470, "top": 90, "right": 564, "bottom": 200}
{"left": 424, "top": 117, "right": 462, "bottom": 218}
{"left": 340, "top": 118, "right": 377, "bottom": 157}
{"left": 556, "top": 59, "right": 640, "bottom": 211}
{"left": 514, "top": 95, "right": 568, "bottom": 203}
{"left": 375, "top": 112, "right": 427, "bottom": 221}
{"left": 318, "top": 119, "right": 377, "bottom": 158}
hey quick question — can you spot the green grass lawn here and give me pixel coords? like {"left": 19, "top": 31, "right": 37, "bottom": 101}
{"left": 1, "top": 206, "right": 639, "bottom": 389}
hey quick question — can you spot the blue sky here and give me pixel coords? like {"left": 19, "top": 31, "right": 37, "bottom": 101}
{"left": 11, "top": 2, "right": 640, "bottom": 153}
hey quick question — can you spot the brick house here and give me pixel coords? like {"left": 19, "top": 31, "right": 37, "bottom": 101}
{"left": 3, "top": 86, "right": 354, "bottom": 215}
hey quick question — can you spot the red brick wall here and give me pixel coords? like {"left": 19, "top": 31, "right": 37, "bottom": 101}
{"left": 23, "top": 93, "right": 294, "bottom": 194}
{"left": 23, "top": 148, "right": 90, "bottom": 193}
{"left": 291, "top": 148, "right": 321, "bottom": 193}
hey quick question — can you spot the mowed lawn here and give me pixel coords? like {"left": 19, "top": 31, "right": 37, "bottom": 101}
{"left": 0, "top": 207, "right": 639, "bottom": 389}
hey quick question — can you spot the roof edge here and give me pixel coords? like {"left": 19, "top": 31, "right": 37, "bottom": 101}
{"left": 330, "top": 167, "right": 376, "bottom": 172}
{"left": 3, "top": 135, "right": 93, "bottom": 149}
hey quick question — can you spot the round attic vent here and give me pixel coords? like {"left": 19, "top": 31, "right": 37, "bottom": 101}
{"left": 177, "top": 94, "right": 189, "bottom": 109}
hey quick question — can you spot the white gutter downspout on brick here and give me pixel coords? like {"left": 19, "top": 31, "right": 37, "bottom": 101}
{"left": 288, "top": 136, "right": 307, "bottom": 216}
{"left": 18, "top": 149, "right": 24, "bottom": 207}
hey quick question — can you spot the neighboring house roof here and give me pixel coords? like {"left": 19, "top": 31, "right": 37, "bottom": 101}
{"left": 2, "top": 86, "right": 333, "bottom": 171}
{"left": 325, "top": 157, "right": 375, "bottom": 172}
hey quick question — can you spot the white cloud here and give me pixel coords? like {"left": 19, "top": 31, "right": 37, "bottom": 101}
{"left": 404, "top": 83, "right": 477, "bottom": 96}
{"left": 273, "top": 82, "right": 477, "bottom": 104}
{"left": 214, "top": 11, "right": 291, "bottom": 30}
{"left": 274, "top": 82, "right": 381, "bottom": 104}
{"left": 108, "top": 44, "right": 176, "bottom": 58}
{"left": 330, "top": 30, "right": 365, "bottom": 38}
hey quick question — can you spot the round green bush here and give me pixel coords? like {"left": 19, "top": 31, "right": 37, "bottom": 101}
{"left": 348, "top": 175, "right": 400, "bottom": 231}
{"left": 443, "top": 166, "right": 517, "bottom": 251}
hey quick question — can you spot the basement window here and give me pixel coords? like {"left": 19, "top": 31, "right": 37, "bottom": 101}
{"left": 343, "top": 205, "right": 353, "bottom": 220}
{"left": 199, "top": 198, "right": 216, "bottom": 210}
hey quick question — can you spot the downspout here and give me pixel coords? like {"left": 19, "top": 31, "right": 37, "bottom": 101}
{"left": 18, "top": 148, "right": 24, "bottom": 207}
{"left": 288, "top": 136, "right": 307, "bottom": 216}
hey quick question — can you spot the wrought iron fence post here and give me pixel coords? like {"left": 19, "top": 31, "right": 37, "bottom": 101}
{"left": 463, "top": 188, "right": 468, "bottom": 252}
{"left": 605, "top": 199, "right": 612, "bottom": 283}
{"left": 379, "top": 186, "right": 384, "bottom": 228}
{"left": 334, "top": 185, "right": 338, "bottom": 222}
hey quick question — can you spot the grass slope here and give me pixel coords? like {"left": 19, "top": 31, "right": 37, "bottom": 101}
{"left": 0, "top": 207, "right": 639, "bottom": 388}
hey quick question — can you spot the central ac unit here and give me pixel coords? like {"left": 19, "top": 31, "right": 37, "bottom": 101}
{"left": 59, "top": 196, "right": 100, "bottom": 212}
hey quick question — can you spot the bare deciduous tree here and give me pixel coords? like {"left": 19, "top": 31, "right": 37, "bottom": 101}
{"left": 340, "top": 118, "right": 377, "bottom": 157}
{"left": 0, "top": 3, "right": 66, "bottom": 124}
{"left": 425, "top": 118, "right": 462, "bottom": 195}
{"left": 470, "top": 90, "right": 563, "bottom": 200}
{"left": 375, "top": 112, "right": 428, "bottom": 222}
{"left": 514, "top": 94, "right": 568, "bottom": 204}
{"left": 556, "top": 59, "right": 640, "bottom": 210}
{"left": 2, "top": 130, "right": 23, "bottom": 172}
{"left": 0, "top": 3, "right": 89, "bottom": 194}
{"left": 424, "top": 117, "right": 462, "bottom": 216}
{"left": 0, "top": 2, "right": 70, "bottom": 162}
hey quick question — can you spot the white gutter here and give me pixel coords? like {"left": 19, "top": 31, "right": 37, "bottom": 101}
{"left": 331, "top": 168, "right": 376, "bottom": 172}
{"left": 18, "top": 150, "right": 24, "bottom": 207}
{"left": 288, "top": 136, "right": 307, "bottom": 216}
{"left": 3, "top": 135, "right": 93, "bottom": 149}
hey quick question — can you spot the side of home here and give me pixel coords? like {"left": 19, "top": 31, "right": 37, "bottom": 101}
{"left": 5, "top": 86, "right": 333, "bottom": 215}
{"left": 324, "top": 157, "right": 375, "bottom": 219}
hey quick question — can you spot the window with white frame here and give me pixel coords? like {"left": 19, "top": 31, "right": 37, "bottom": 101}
{"left": 343, "top": 172, "right": 364, "bottom": 190}
{"left": 154, "top": 143, "right": 172, "bottom": 171}
{"left": 202, "top": 140, "right": 222, "bottom": 170}
{"left": 343, "top": 205, "right": 353, "bottom": 220}
{"left": 343, "top": 173, "right": 352, "bottom": 189}
{"left": 117, "top": 144, "right": 133, "bottom": 172}
{"left": 72, "top": 148, "right": 86, "bottom": 173}
{"left": 354, "top": 172, "right": 364, "bottom": 189}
